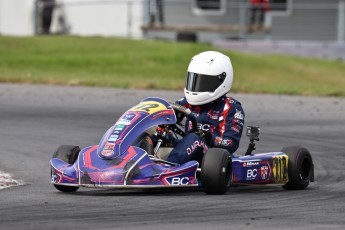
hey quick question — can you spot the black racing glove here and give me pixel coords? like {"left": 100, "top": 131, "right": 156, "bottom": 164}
{"left": 175, "top": 110, "right": 185, "bottom": 124}
{"left": 198, "top": 130, "right": 213, "bottom": 146}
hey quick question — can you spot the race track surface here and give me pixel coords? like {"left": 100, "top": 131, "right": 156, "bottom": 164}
{"left": 0, "top": 84, "right": 344, "bottom": 230}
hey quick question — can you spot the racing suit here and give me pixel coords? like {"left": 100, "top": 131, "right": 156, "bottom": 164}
{"left": 167, "top": 96, "right": 245, "bottom": 164}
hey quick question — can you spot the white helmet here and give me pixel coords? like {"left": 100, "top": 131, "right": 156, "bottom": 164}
{"left": 184, "top": 51, "right": 233, "bottom": 105}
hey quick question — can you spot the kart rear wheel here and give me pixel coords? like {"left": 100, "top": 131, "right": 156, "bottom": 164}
{"left": 52, "top": 145, "right": 81, "bottom": 192}
{"left": 201, "top": 148, "right": 232, "bottom": 195}
{"left": 282, "top": 146, "right": 314, "bottom": 190}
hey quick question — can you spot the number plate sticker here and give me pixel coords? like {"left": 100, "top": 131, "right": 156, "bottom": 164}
{"left": 129, "top": 101, "right": 167, "bottom": 114}
{"left": 272, "top": 155, "right": 289, "bottom": 183}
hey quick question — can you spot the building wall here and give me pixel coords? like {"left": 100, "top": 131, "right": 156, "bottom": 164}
{"left": 270, "top": 0, "right": 339, "bottom": 41}
{"left": 58, "top": 0, "right": 143, "bottom": 38}
{"left": 145, "top": 0, "right": 344, "bottom": 42}
{"left": 0, "top": 0, "right": 143, "bottom": 38}
{"left": 0, "top": 0, "right": 35, "bottom": 35}
{"left": 0, "top": 0, "right": 343, "bottom": 42}
{"left": 165, "top": 1, "right": 239, "bottom": 25}
{"left": 145, "top": 0, "right": 244, "bottom": 41}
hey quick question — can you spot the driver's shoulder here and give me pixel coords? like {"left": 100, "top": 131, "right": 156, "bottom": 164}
{"left": 223, "top": 97, "right": 244, "bottom": 116}
{"left": 223, "top": 96, "right": 242, "bottom": 107}
{"left": 175, "top": 97, "right": 189, "bottom": 107}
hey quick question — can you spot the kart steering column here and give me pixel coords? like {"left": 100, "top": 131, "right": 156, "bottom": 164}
{"left": 169, "top": 102, "right": 198, "bottom": 133}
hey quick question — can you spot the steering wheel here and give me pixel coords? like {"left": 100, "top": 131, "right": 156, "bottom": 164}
{"left": 168, "top": 102, "right": 198, "bottom": 137}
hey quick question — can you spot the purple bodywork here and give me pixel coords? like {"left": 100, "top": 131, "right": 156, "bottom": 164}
{"left": 51, "top": 97, "right": 289, "bottom": 189}
{"left": 51, "top": 97, "right": 199, "bottom": 188}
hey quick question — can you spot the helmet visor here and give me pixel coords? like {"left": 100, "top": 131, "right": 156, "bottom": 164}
{"left": 186, "top": 72, "right": 226, "bottom": 93}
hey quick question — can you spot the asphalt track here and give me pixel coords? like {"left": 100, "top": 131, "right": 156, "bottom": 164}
{"left": 0, "top": 84, "right": 344, "bottom": 230}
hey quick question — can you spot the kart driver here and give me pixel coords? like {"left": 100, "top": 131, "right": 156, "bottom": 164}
{"left": 166, "top": 51, "right": 245, "bottom": 164}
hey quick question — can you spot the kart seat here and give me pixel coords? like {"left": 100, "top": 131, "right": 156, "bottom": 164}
{"left": 156, "top": 147, "right": 173, "bottom": 161}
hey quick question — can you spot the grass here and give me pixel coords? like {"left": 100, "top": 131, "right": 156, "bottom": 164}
{"left": 0, "top": 36, "right": 344, "bottom": 96}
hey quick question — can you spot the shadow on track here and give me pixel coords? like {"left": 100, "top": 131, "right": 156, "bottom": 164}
{"left": 49, "top": 184, "right": 309, "bottom": 197}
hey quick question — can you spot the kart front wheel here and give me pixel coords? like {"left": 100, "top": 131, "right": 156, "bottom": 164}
{"left": 139, "top": 136, "right": 154, "bottom": 156}
{"left": 52, "top": 145, "right": 81, "bottom": 192}
{"left": 201, "top": 148, "right": 232, "bottom": 195}
{"left": 282, "top": 146, "right": 314, "bottom": 190}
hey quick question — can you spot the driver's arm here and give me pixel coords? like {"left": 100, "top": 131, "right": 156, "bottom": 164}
{"left": 175, "top": 97, "right": 244, "bottom": 154}
{"left": 211, "top": 103, "right": 245, "bottom": 154}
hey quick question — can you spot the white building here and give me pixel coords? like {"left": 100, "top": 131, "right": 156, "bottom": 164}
{"left": 0, "top": 0, "right": 35, "bottom": 36}
{"left": 0, "top": 0, "right": 144, "bottom": 38}
{"left": 1, "top": 0, "right": 344, "bottom": 44}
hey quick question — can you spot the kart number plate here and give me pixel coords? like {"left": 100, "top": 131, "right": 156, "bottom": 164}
{"left": 129, "top": 101, "right": 167, "bottom": 114}
{"left": 272, "top": 155, "right": 289, "bottom": 183}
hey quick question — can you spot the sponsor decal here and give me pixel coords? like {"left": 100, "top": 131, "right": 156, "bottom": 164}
{"left": 101, "top": 150, "right": 113, "bottom": 156}
{"left": 165, "top": 176, "right": 193, "bottom": 185}
{"left": 151, "top": 110, "right": 171, "bottom": 119}
{"left": 118, "top": 119, "right": 132, "bottom": 126}
{"left": 221, "top": 139, "right": 232, "bottom": 146}
{"left": 234, "top": 109, "right": 244, "bottom": 120}
{"left": 261, "top": 165, "right": 269, "bottom": 180}
{"left": 114, "top": 124, "right": 126, "bottom": 130}
{"left": 243, "top": 161, "right": 259, "bottom": 167}
{"left": 113, "top": 130, "right": 121, "bottom": 135}
{"left": 123, "top": 113, "right": 136, "bottom": 120}
{"left": 51, "top": 173, "right": 58, "bottom": 183}
{"left": 102, "top": 143, "right": 115, "bottom": 156}
{"left": 233, "top": 119, "right": 244, "bottom": 126}
{"left": 118, "top": 113, "right": 137, "bottom": 125}
{"left": 231, "top": 125, "right": 241, "bottom": 133}
{"left": 103, "top": 143, "right": 115, "bottom": 150}
{"left": 207, "top": 110, "right": 219, "bottom": 120}
{"left": 247, "top": 169, "right": 258, "bottom": 180}
{"left": 186, "top": 140, "right": 207, "bottom": 155}
{"left": 108, "top": 135, "right": 118, "bottom": 142}
{"left": 215, "top": 137, "right": 222, "bottom": 146}
{"left": 197, "top": 123, "right": 216, "bottom": 133}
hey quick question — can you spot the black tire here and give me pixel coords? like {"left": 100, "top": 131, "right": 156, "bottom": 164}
{"left": 201, "top": 148, "right": 232, "bottom": 195}
{"left": 139, "top": 136, "right": 154, "bottom": 156}
{"left": 282, "top": 146, "right": 314, "bottom": 190}
{"left": 52, "top": 145, "right": 81, "bottom": 192}
{"left": 53, "top": 145, "right": 80, "bottom": 164}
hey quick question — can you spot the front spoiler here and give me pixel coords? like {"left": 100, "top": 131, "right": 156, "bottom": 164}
{"left": 51, "top": 146, "right": 199, "bottom": 188}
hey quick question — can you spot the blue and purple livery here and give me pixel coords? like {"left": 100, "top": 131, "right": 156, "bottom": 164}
{"left": 51, "top": 97, "right": 291, "bottom": 190}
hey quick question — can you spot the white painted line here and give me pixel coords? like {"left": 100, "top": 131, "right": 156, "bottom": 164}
{"left": 0, "top": 170, "right": 24, "bottom": 190}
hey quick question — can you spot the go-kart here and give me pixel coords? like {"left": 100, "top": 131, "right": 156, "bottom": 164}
{"left": 50, "top": 97, "right": 314, "bottom": 194}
